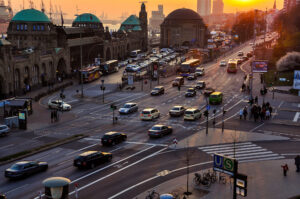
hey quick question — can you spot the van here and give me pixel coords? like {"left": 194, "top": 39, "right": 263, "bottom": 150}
{"left": 172, "top": 77, "right": 184, "bottom": 87}
{"left": 209, "top": 92, "right": 223, "bottom": 105}
{"left": 140, "top": 108, "right": 160, "bottom": 121}
{"left": 184, "top": 108, "right": 202, "bottom": 121}
{"left": 195, "top": 67, "right": 205, "bottom": 76}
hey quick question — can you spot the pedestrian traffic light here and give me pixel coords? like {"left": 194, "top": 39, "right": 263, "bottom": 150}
{"left": 110, "top": 104, "right": 117, "bottom": 110}
{"left": 223, "top": 109, "right": 227, "bottom": 115}
{"left": 204, "top": 110, "right": 209, "bottom": 117}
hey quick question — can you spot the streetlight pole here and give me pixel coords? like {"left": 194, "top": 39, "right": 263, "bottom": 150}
{"left": 75, "top": 14, "right": 84, "bottom": 98}
{"left": 250, "top": 10, "right": 257, "bottom": 101}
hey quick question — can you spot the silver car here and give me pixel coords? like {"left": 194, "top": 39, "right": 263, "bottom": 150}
{"left": 0, "top": 125, "right": 10, "bottom": 136}
{"left": 119, "top": 103, "right": 138, "bottom": 114}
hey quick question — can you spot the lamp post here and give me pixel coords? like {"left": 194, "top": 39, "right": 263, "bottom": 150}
{"left": 75, "top": 14, "right": 84, "bottom": 98}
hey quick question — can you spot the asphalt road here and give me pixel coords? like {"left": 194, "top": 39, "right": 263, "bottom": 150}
{"left": 0, "top": 36, "right": 299, "bottom": 199}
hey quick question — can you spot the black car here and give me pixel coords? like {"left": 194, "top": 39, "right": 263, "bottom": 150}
{"left": 5, "top": 161, "right": 48, "bottom": 179}
{"left": 151, "top": 86, "right": 165, "bottom": 96}
{"left": 187, "top": 73, "right": 197, "bottom": 80}
{"left": 101, "top": 131, "right": 127, "bottom": 146}
{"left": 73, "top": 151, "right": 112, "bottom": 169}
{"left": 204, "top": 88, "right": 215, "bottom": 97}
{"left": 195, "top": 81, "right": 206, "bottom": 89}
{"left": 148, "top": 125, "right": 173, "bottom": 138}
{"left": 185, "top": 88, "right": 196, "bottom": 97}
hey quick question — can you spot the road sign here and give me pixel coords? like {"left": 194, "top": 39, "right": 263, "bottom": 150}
{"left": 128, "top": 75, "right": 134, "bottom": 85}
{"left": 293, "top": 70, "right": 300, "bottom": 90}
{"left": 206, "top": 105, "right": 210, "bottom": 111}
{"left": 213, "top": 153, "right": 237, "bottom": 176}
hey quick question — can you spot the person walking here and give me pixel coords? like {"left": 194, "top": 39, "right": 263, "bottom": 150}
{"left": 255, "top": 96, "right": 258, "bottom": 104}
{"left": 266, "top": 109, "right": 270, "bottom": 120}
{"left": 295, "top": 155, "right": 300, "bottom": 172}
{"left": 281, "top": 164, "right": 289, "bottom": 176}
{"left": 243, "top": 107, "right": 248, "bottom": 120}
{"left": 51, "top": 111, "right": 54, "bottom": 123}
{"left": 239, "top": 109, "right": 243, "bottom": 119}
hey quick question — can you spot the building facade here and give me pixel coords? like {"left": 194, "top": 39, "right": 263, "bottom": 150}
{"left": 149, "top": 5, "right": 165, "bottom": 32}
{"left": 0, "top": 4, "right": 148, "bottom": 99}
{"left": 160, "top": 8, "right": 207, "bottom": 48}
{"left": 197, "top": 0, "right": 211, "bottom": 17}
{"left": 212, "top": 0, "right": 224, "bottom": 15}
{"left": 283, "top": 0, "right": 300, "bottom": 12}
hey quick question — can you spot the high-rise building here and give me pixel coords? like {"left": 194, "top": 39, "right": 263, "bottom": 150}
{"left": 197, "top": 0, "right": 211, "bottom": 17}
{"left": 212, "top": 0, "right": 224, "bottom": 15}
{"left": 283, "top": 0, "right": 300, "bottom": 12}
{"left": 149, "top": 5, "right": 165, "bottom": 31}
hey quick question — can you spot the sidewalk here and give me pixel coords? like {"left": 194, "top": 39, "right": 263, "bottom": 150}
{"left": 135, "top": 159, "right": 300, "bottom": 199}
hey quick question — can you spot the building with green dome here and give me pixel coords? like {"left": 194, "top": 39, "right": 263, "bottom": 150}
{"left": 0, "top": 4, "right": 148, "bottom": 99}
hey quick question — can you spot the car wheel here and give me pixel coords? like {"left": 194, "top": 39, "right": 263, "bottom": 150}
{"left": 90, "top": 163, "right": 95, "bottom": 169}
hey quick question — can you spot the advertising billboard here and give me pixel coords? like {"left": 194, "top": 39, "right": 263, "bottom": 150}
{"left": 252, "top": 61, "right": 268, "bottom": 73}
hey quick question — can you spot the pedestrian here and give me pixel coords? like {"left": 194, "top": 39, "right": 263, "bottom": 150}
{"left": 281, "top": 164, "right": 289, "bottom": 176}
{"left": 51, "top": 111, "right": 54, "bottom": 123}
{"left": 239, "top": 109, "right": 243, "bottom": 119}
{"left": 295, "top": 155, "right": 300, "bottom": 172}
{"left": 260, "top": 108, "right": 265, "bottom": 121}
{"left": 243, "top": 107, "right": 248, "bottom": 120}
{"left": 269, "top": 106, "right": 273, "bottom": 115}
{"left": 54, "top": 110, "right": 57, "bottom": 122}
{"left": 266, "top": 109, "right": 270, "bottom": 120}
{"left": 255, "top": 96, "right": 258, "bottom": 104}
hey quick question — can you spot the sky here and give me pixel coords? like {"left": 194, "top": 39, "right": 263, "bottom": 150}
{"left": 9, "top": 0, "right": 284, "bottom": 20}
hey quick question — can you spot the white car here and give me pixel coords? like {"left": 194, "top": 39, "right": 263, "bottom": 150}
{"left": 0, "top": 125, "right": 10, "bottom": 136}
{"left": 48, "top": 100, "right": 71, "bottom": 111}
{"left": 140, "top": 108, "right": 160, "bottom": 121}
{"left": 195, "top": 67, "right": 205, "bottom": 76}
{"left": 219, "top": 60, "right": 227, "bottom": 67}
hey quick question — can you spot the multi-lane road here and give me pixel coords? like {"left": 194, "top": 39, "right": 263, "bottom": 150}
{"left": 0, "top": 38, "right": 299, "bottom": 199}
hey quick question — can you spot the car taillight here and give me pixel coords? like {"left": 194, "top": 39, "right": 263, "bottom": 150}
{"left": 83, "top": 162, "right": 86, "bottom": 166}
{"left": 148, "top": 114, "right": 151, "bottom": 117}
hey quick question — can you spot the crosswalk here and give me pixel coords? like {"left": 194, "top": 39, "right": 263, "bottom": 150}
{"left": 198, "top": 142, "right": 285, "bottom": 163}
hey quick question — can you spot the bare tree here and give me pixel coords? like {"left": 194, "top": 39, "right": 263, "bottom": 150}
{"left": 276, "top": 51, "right": 300, "bottom": 71}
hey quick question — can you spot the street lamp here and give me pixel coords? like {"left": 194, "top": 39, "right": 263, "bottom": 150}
{"left": 100, "top": 79, "right": 105, "bottom": 103}
{"left": 75, "top": 14, "right": 84, "bottom": 98}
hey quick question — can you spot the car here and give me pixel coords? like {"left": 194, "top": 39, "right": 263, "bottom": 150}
{"left": 249, "top": 42, "right": 254, "bottom": 46}
{"left": 203, "top": 87, "right": 215, "bottom": 97}
{"left": 219, "top": 60, "right": 227, "bottom": 67}
{"left": 0, "top": 125, "right": 10, "bottom": 136}
{"left": 242, "top": 56, "right": 248, "bottom": 61}
{"left": 185, "top": 88, "right": 197, "bottom": 97}
{"left": 125, "top": 64, "right": 139, "bottom": 72}
{"left": 195, "top": 81, "right": 206, "bottom": 89}
{"left": 236, "top": 58, "right": 243, "bottom": 65}
{"left": 48, "top": 100, "right": 71, "bottom": 111}
{"left": 238, "top": 51, "right": 244, "bottom": 56}
{"left": 73, "top": 151, "right": 112, "bottom": 169}
{"left": 169, "top": 106, "right": 186, "bottom": 117}
{"left": 152, "top": 49, "right": 157, "bottom": 54}
{"left": 101, "top": 132, "right": 127, "bottom": 146}
{"left": 247, "top": 52, "right": 253, "bottom": 58}
{"left": 151, "top": 86, "right": 165, "bottom": 96}
{"left": 119, "top": 103, "right": 138, "bottom": 114}
{"left": 148, "top": 125, "right": 173, "bottom": 138}
{"left": 5, "top": 161, "right": 48, "bottom": 179}
{"left": 187, "top": 73, "right": 197, "bottom": 80}
{"left": 172, "top": 77, "right": 184, "bottom": 87}
{"left": 184, "top": 108, "right": 202, "bottom": 121}
{"left": 195, "top": 67, "right": 205, "bottom": 76}
{"left": 140, "top": 108, "right": 160, "bottom": 121}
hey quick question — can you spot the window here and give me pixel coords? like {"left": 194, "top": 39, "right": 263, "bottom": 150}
{"left": 20, "top": 24, "right": 23, "bottom": 30}
{"left": 17, "top": 24, "right": 20, "bottom": 31}
{"left": 37, "top": 25, "right": 40, "bottom": 31}
{"left": 41, "top": 25, "right": 44, "bottom": 31}
{"left": 33, "top": 25, "right": 36, "bottom": 31}
{"left": 24, "top": 24, "right": 27, "bottom": 30}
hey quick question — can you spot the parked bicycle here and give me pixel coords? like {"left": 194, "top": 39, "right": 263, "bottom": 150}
{"left": 145, "top": 189, "right": 159, "bottom": 199}
{"left": 193, "top": 172, "right": 211, "bottom": 187}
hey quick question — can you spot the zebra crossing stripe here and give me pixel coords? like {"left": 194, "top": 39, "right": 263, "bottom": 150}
{"left": 198, "top": 142, "right": 284, "bottom": 162}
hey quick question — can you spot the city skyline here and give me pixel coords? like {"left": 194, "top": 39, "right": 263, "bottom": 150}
{"left": 7, "top": 0, "right": 283, "bottom": 20}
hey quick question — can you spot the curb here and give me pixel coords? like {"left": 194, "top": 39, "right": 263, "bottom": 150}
{"left": 0, "top": 134, "right": 87, "bottom": 166}
{"left": 269, "top": 120, "right": 300, "bottom": 127}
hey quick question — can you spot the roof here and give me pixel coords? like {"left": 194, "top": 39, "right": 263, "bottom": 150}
{"left": 79, "top": 151, "right": 98, "bottom": 156}
{"left": 7, "top": 99, "right": 26, "bottom": 107}
{"left": 165, "top": 8, "right": 202, "bottom": 21}
{"left": 12, "top": 9, "right": 51, "bottom": 23}
{"left": 105, "top": 131, "right": 119, "bottom": 135}
{"left": 0, "top": 39, "right": 11, "bottom": 46}
{"left": 125, "top": 102, "right": 137, "bottom": 105}
{"left": 74, "top": 13, "right": 101, "bottom": 23}
{"left": 143, "top": 108, "right": 155, "bottom": 111}
{"left": 186, "top": 108, "right": 198, "bottom": 111}
{"left": 211, "top": 92, "right": 222, "bottom": 95}
{"left": 132, "top": 25, "right": 142, "bottom": 31}
{"left": 122, "top": 15, "right": 140, "bottom": 26}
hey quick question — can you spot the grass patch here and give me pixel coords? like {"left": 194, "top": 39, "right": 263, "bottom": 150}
{"left": 0, "top": 134, "right": 84, "bottom": 163}
{"left": 264, "top": 69, "right": 294, "bottom": 87}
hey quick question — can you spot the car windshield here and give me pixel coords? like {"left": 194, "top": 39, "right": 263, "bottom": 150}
{"left": 185, "top": 111, "right": 194, "bottom": 115}
{"left": 153, "top": 87, "right": 161, "bottom": 90}
{"left": 123, "top": 104, "right": 131, "bottom": 108}
{"left": 151, "top": 126, "right": 161, "bottom": 130}
{"left": 188, "top": 89, "right": 194, "bottom": 92}
{"left": 172, "top": 107, "right": 180, "bottom": 111}
{"left": 0, "top": 126, "right": 7, "bottom": 130}
{"left": 142, "top": 111, "right": 150, "bottom": 114}
{"left": 197, "top": 82, "right": 203, "bottom": 85}
{"left": 10, "top": 164, "right": 23, "bottom": 170}
{"left": 102, "top": 135, "right": 113, "bottom": 139}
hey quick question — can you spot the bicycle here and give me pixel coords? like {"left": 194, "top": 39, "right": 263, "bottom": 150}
{"left": 145, "top": 189, "right": 160, "bottom": 199}
{"left": 193, "top": 172, "right": 211, "bottom": 187}
{"left": 218, "top": 173, "right": 227, "bottom": 184}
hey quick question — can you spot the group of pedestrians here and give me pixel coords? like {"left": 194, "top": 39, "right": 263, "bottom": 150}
{"left": 281, "top": 155, "right": 300, "bottom": 176}
{"left": 239, "top": 97, "right": 273, "bottom": 122}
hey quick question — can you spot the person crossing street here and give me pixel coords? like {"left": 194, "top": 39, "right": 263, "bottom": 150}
{"left": 295, "top": 155, "right": 300, "bottom": 172}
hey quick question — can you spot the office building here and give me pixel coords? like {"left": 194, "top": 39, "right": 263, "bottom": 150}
{"left": 197, "top": 0, "right": 211, "bottom": 17}
{"left": 212, "top": 0, "right": 224, "bottom": 15}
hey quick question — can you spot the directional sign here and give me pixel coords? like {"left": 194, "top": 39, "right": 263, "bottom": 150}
{"left": 213, "top": 153, "right": 237, "bottom": 176}
{"left": 206, "top": 105, "right": 210, "bottom": 111}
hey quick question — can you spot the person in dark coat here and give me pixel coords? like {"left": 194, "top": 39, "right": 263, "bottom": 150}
{"left": 51, "top": 111, "right": 54, "bottom": 123}
{"left": 281, "top": 164, "right": 289, "bottom": 176}
{"left": 295, "top": 155, "right": 300, "bottom": 172}
{"left": 255, "top": 96, "right": 258, "bottom": 104}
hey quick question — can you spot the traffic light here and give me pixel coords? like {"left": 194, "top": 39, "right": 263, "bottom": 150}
{"left": 223, "top": 109, "right": 227, "bottom": 115}
{"left": 60, "top": 93, "right": 65, "bottom": 99}
{"left": 110, "top": 104, "right": 117, "bottom": 110}
{"left": 204, "top": 110, "right": 209, "bottom": 117}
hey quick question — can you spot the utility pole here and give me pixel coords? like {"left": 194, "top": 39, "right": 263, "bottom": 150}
{"left": 250, "top": 9, "right": 257, "bottom": 101}
{"left": 233, "top": 138, "right": 238, "bottom": 199}
{"left": 100, "top": 79, "right": 105, "bottom": 103}
{"left": 80, "top": 31, "right": 83, "bottom": 98}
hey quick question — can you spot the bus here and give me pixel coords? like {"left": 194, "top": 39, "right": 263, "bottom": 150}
{"left": 100, "top": 60, "right": 119, "bottom": 75}
{"left": 179, "top": 59, "right": 201, "bottom": 77}
{"left": 227, "top": 59, "right": 238, "bottom": 73}
{"left": 130, "top": 50, "right": 142, "bottom": 58}
{"left": 79, "top": 65, "right": 102, "bottom": 83}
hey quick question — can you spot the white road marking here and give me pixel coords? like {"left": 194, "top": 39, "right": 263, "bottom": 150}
{"left": 68, "top": 147, "right": 167, "bottom": 196}
{"left": 5, "top": 184, "right": 29, "bottom": 195}
{"left": 0, "top": 144, "right": 13, "bottom": 150}
{"left": 66, "top": 143, "right": 98, "bottom": 155}
{"left": 107, "top": 161, "right": 213, "bottom": 199}
{"left": 293, "top": 112, "right": 300, "bottom": 122}
{"left": 249, "top": 122, "right": 265, "bottom": 132}
{"left": 272, "top": 101, "right": 284, "bottom": 119}
{"left": 125, "top": 141, "right": 168, "bottom": 147}
{"left": 281, "top": 153, "right": 300, "bottom": 156}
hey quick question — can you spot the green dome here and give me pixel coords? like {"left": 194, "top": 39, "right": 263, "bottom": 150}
{"left": 12, "top": 9, "right": 51, "bottom": 23}
{"left": 74, "top": 13, "right": 101, "bottom": 23}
